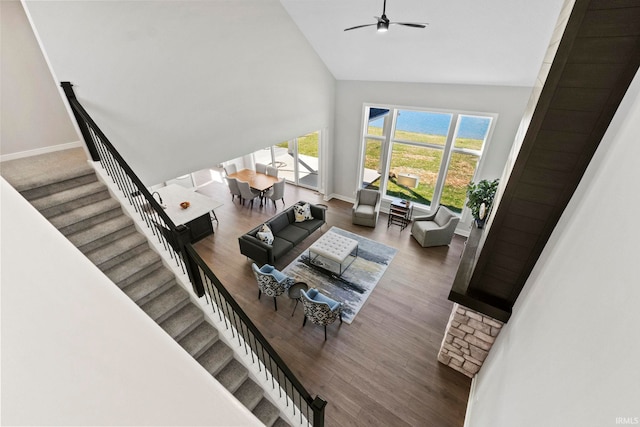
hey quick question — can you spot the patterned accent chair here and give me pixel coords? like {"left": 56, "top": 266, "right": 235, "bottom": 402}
{"left": 251, "top": 263, "right": 295, "bottom": 311}
{"left": 300, "top": 288, "right": 343, "bottom": 340}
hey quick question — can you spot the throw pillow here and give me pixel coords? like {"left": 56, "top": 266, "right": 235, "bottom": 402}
{"left": 303, "top": 203, "right": 314, "bottom": 220}
{"left": 294, "top": 202, "right": 314, "bottom": 222}
{"left": 256, "top": 223, "right": 274, "bottom": 245}
{"left": 293, "top": 204, "right": 306, "bottom": 222}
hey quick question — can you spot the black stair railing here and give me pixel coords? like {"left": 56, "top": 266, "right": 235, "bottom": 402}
{"left": 60, "top": 81, "right": 326, "bottom": 426}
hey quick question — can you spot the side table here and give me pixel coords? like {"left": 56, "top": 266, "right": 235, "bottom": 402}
{"left": 387, "top": 200, "right": 412, "bottom": 230}
{"left": 288, "top": 282, "right": 308, "bottom": 317}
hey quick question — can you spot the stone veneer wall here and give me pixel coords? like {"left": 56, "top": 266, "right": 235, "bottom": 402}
{"left": 437, "top": 304, "right": 504, "bottom": 377}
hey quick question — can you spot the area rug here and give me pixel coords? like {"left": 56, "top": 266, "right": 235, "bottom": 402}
{"left": 281, "top": 227, "right": 397, "bottom": 324}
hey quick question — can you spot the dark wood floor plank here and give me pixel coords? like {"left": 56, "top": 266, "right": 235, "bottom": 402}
{"left": 192, "top": 174, "right": 470, "bottom": 426}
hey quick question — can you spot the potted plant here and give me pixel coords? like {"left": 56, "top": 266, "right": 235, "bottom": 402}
{"left": 466, "top": 178, "right": 499, "bottom": 228}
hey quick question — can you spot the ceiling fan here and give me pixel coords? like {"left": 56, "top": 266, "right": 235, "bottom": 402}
{"left": 344, "top": 0, "right": 428, "bottom": 33}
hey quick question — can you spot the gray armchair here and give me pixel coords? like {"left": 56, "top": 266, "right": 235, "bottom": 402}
{"left": 352, "top": 188, "right": 381, "bottom": 227}
{"left": 410, "top": 206, "right": 460, "bottom": 247}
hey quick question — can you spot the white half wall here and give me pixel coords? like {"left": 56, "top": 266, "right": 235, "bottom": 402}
{"left": 0, "top": 1, "right": 78, "bottom": 157}
{"left": 464, "top": 71, "right": 640, "bottom": 426}
{"left": 0, "top": 178, "right": 262, "bottom": 426}
{"left": 332, "top": 80, "right": 532, "bottom": 224}
{"left": 23, "top": 0, "right": 335, "bottom": 185}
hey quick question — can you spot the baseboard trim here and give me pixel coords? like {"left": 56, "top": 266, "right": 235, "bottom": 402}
{"left": 0, "top": 141, "right": 83, "bottom": 162}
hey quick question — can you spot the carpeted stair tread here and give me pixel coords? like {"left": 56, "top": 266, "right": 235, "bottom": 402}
{"left": 197, "top": 340, "right": 234, "bottom": 376}
{"left": 234, "top": 379, "right": 265, "bottom": 411}
{"left": 141, "top": 285, "right": 190, "bottom": 324}
{"left": 32, "top": 180, "right": 109, "bottom": 218}
{"left": 160, "top": 303, "right": 205, "bottom": 341}
{"left": 215, "top": 358, "right": 249, "bottom": 393}
{"left": 271, "top": 417, "right": 291, "bottom": 427}
{"left": 52, "top": 198, "right": 122, "bottom": 235}
{"left": 179, "top": 320, "right": 219, "bottom": 359}
{"left": 0, "top": 147, "right": 93, "bottom": 195}
{"left": 89, "top": 233, "right": 149, "bottom": 271}
{"left": 104, "top": 249, "right": 161, "bottom": 288}
{"left": 123, "top": 267, "right": 176, "bottom": 306}
{"left": 69, "top": 214, "right": 135, "bottom": 253}
{"left": 253, "top": 397, "right": 281, "bottom": 427}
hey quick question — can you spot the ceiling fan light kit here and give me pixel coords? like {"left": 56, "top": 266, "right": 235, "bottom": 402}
{"left": 344, "top": 0, "right": 427, "bottom": 33}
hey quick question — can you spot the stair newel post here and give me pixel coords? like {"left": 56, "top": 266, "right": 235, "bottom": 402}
{"left": 311, "top": 396, "right": 327, "bottom": 427}
{"left": 60, "top": 82, "right": 100, "bottom": 162}
{"left": 174, "top": 225, "right": 205, "bottom": 297}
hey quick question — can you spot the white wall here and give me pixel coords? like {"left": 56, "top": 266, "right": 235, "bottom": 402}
{"left": 23, "top": 0, "right": 335, "bottom": 185}
{"left": 332, "top": 80, "right": 532, "bottom": 224}
{"left": 465, "top": 71, "right": 640, "bottom": 426}
{"left": 0, "top": 178, "right": 262, "bottom": 426}
{"left": 0, "top": 0, "right": 78, "bottom": 158}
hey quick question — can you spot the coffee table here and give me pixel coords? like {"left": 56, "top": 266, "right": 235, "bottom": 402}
{"left": 308, "top": 231, "right": 358, "bottom": 276}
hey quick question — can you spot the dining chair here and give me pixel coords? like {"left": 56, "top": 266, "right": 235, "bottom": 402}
{"left": 265, "top": 178, "right": 285, "bottom": 209}
{"left": 266, "top": 165, "right": 279, "bottom": 177}
{"left": 237, "top": 180, "right": 261, "bottom": 208}
{"left": 226, "top": 176, "right": 241, "bottom": 202}
{"left": 255, "top": 163, "right": 267, "bottom": 174}
{"left": 223, "top": 163, "right": 237, "bottom": 176}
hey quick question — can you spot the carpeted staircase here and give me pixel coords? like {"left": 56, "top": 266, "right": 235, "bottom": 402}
{"left": 1, "top": 149, "right": 289, "bottom": 427}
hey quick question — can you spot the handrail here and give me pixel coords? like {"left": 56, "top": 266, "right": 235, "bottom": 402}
{"left": 60, "top": 82, "right": 325, "bottom": 426}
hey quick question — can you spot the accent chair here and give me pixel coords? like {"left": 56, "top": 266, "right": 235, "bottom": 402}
{"left": 251, "top": 263, "right": 295, "bottom": 311}
{"left": 300, "top": 288, "right": 343, "bottom": 340}
{"left": 410, "top": 206, "right": 460, "bottom": 247}
{"left": 352, "top": 188, "right": 381, "bottom": 227}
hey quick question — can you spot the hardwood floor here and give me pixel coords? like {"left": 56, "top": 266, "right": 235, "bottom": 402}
{"left": 194, "top": 174, "right": 471, "bottom": 427}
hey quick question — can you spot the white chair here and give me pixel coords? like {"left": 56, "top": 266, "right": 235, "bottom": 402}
{"left": 226, "top": 177, "right": 241, "bottom": 202}
{"left": 352, "top": 188, "right": 381, "bottom": 227}
{"left": 255, "top": 163, "right": 267, "bottom": 174}
{"left": 266, "top": 165, "right": 279, "bottom": 177}
{"left": 223, "top": 164, "right": 237, "bottom": 176}
{"left": 410, "top": 206, "right": 460, "bottom": 247}
{"left": 237, "top": 180, "right": 260, "bottom": 208}
{"left": 265, "top": 178, "right": 285, "bottom": 208}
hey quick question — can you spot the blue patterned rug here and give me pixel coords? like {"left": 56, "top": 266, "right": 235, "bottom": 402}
{"left": 282, "top": 227, "right": 397, "bottom": 324}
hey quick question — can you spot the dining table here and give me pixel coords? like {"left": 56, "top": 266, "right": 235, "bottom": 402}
{"left": 228, "top": 168, "right": 280, "bottom": 207}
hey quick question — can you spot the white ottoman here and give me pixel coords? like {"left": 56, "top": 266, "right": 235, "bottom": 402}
{"left": 308, "top": 231, "right": 358, "bottom": 276}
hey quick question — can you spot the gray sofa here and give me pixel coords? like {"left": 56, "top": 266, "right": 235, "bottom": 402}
{"left": 239, "top": 201, "right": 326, "bottom": 266}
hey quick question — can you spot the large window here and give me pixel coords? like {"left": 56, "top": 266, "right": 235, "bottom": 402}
{"left": 360, "top": 106, "right": 494, "bottom": 214}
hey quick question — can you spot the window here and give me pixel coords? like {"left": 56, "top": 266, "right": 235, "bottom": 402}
{"left": 253, "top": 130, "right": 321, "bottom": 190}
{"left": 360, "top": 106, "right": 494, "bottom": 214}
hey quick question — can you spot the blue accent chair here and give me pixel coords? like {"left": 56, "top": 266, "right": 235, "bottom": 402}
{"left": 300, "top": 288, "right": 343, "bottom": 340}
{"left": 251, "top": 263, "right": 295, "bottom": 311}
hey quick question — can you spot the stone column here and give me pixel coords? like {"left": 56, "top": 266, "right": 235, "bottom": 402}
{"left": 437, "top": 303, "right": 504, "bottom": 377}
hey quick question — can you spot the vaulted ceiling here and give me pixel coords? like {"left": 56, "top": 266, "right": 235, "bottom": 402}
{"left": 280, "top": 0, "right": 565, "bottom": 85}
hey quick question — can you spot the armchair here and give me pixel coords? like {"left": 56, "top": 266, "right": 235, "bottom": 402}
{"left": 352, "top": 188, "right": 381, "bottom": 227}
{"left": 410, "top": 206, "right": 460, "bottom": 247}
{"left": 251, "top": 263, "right": 295, "bottom": 311}
{"left": 300, "top": 288, "right": 342, "bottom": 340}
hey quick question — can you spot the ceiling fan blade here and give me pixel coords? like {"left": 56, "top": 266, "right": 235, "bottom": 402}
{"left": 392, "top": 22, "right": 428, "bottom": 28}
{"left": 344, "top": 23, "right": 377, "bottom": 31}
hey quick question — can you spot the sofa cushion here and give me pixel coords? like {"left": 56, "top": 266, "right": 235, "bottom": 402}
{"left": 290, "top": 218, "right": 323, "bottom": 233}
{"left": 293, "top": 203, "right": 313, "bottom": 222}
{"left": 276, "top": 225, "right": 309, "bottom": 245}
{"left": 268, "top": 212, "right": 291, "bottom": 234}
{"left": 271, "top": 237, "right": 294, "bottom": 260}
